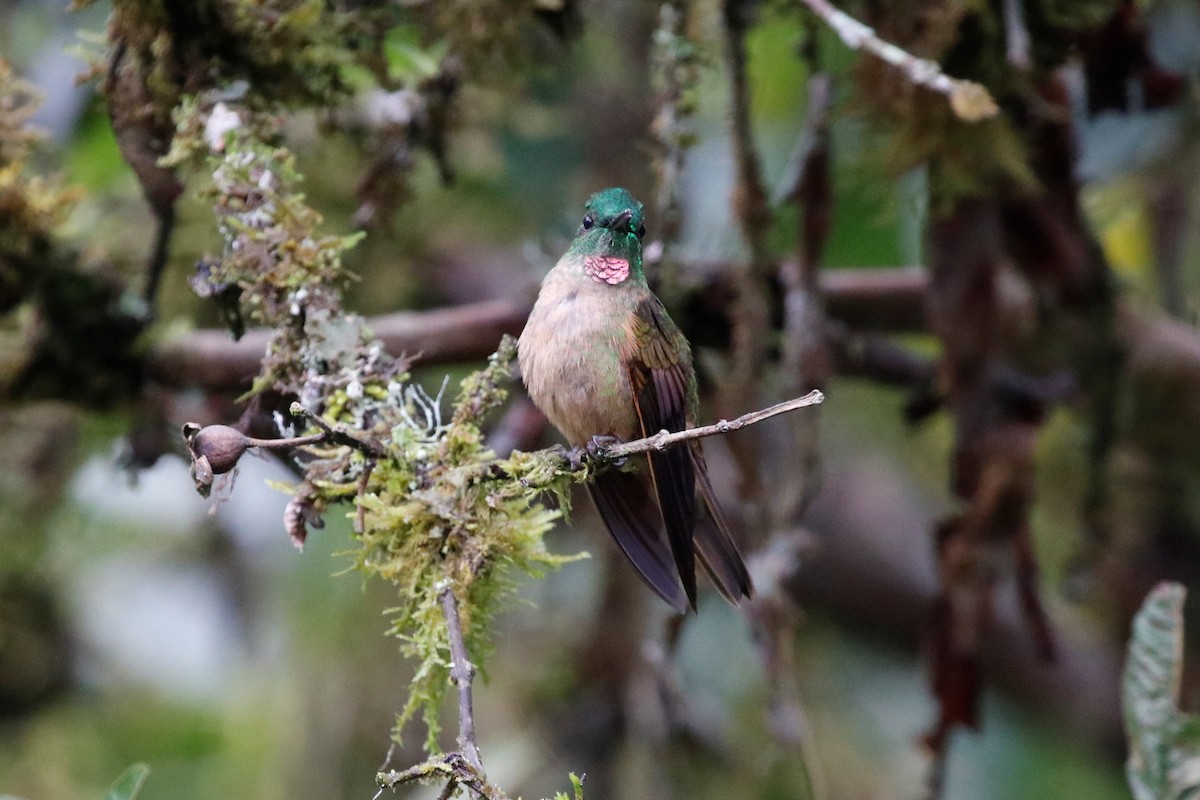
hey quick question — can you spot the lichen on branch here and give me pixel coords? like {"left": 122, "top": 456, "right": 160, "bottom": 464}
{"left": 181, "top": 114, "right": 582, "bottom": 755}
{"left": 347, "top": 336, "right": 582, "bottom": 750}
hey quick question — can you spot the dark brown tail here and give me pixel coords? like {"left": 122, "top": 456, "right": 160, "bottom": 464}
{"left": 587, "top": 451, "right": 752, "bottom": 611}
{"left": 588, "top": 468, "right": 689, "bottom": 613}
{"left": 690, "top": 446, "right": 754, "bottom": 603}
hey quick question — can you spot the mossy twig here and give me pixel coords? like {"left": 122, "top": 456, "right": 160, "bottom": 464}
{"left": 289, "top": 402, "right": 387, "bottom": 458}
{"left": 376, "top": 751, "right": 510, "bottom": 800}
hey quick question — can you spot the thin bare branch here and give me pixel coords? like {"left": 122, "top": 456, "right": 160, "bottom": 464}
{"left": 355, "top": 460, "right": 375, "bottom": 534}
{"left": 598, "top": 390, "right": 825, "bottom": 461}
{"left": 367, "top": 577, "right": 514, "bottom": 800}
{"left": 776, "top": 47, "right": 834, "bottom": 524}
{"left": 744, "top": 531, "right": 827, "bottom": 800}
{"left": 439, "top": 585, "right": 485, "bottom": 774}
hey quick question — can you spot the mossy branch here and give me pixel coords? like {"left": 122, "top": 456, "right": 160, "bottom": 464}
{"left": 376, "top": 751, "right": 510, "bottom": 800}
{"left": 185, "top": 365, "right": 825, "bottom": 493}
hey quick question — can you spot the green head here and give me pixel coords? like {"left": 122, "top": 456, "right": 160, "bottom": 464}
{"left": 568, "top": 187, "right": 646, "bottom": 285}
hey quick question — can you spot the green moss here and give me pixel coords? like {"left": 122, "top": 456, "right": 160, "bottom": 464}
{"left": 191, "top": 120, "right": 582, "bottom": 754}
{"left": 348, "top": 337, "right": 581, "bottom": 749}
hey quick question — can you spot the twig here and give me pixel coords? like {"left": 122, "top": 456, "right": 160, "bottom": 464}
{"left": 439, "top": 585, "right": 485, "bottom": 774}
{"left": 752, "top": 35, "right": 832, "bottom": 797}
{"left": 355, "top": 460, "right": 376, "bottom": 534}
{"left": 377, "top": 742, "right": 398, "bottom": 773}
{"left": 289, "top": 402, "right": 387, "bottom": 458}
{"left": 795, "top": 0, "right": 999, "bottom": 121}
{"left": 1151, "top": 177, "right": 1188, "bottom": 319}
{"left": 721, "top": 0, "right": 772, "bottom": 274}
{"left": 377, "top": 752, "right": 508, "bottom": 800}
{"left": 923, "top": 744, "right": 948, "bottom": 800}
{"left": 599, "top": 390, "right": 824, "bottom": 461}
{"left": 242, "top": 431, "right": 326, "bottom": 450}
{"left": 435, "top": 778, "right": 460, "bottom": 800}
{"left": 720, "top": 0, "right": 774, "bottom": 335}
{"left": 649, "top": 0, "right": 699, "bottom": 288}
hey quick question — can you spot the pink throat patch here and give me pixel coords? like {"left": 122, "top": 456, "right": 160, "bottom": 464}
{"left": 584, "top": 255, "right": 630, "bottom": 285}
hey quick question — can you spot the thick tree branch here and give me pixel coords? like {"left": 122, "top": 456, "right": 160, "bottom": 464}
{"left": 821, "top": 266, "right": 925, "bottom": 330}
{"left": 149, "top": 299, "right": 528, "bottom": 390}
{"left": 148, "top": 267, "right": 928, "bottom": 393}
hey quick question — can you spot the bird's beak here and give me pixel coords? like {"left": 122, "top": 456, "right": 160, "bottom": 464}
{"left": 611, "top": 209, "right": 633, "bottom": 232}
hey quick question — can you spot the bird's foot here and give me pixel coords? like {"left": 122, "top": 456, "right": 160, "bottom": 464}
{"left": 554, "top": 443, "right": 588, "bottom": 471}
{"left": 586, "top": 434, "right": 627, "bottom": 467}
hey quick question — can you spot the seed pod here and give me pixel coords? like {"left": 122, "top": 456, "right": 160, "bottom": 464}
{"left": 190, "top": 425, "right": 249, "bottom": 474}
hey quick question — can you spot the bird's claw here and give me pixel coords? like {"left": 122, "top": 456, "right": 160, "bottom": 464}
{"left": 547, "top": 443, "right": 586, "bottom": 471}
{"left": 586, "top": 434, "right": 627, "bottom": 467}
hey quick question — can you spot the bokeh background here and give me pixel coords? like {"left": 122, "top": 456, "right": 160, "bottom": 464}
{"left": 4, "top": 1, "right": 1200, "bottom": 798}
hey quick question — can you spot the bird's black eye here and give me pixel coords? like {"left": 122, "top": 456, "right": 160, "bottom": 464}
{"left": 636, "top": 223, "right": 646, "bottom": 239}
{"left": 582, "top": 214, "right": 594, "bottom": 230}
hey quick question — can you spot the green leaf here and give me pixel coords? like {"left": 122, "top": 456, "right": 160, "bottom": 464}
{"left": 103, "top": 764, "right": 150, "bottom": 800}
{"left": 1124, "top": 582, "right": 1200, "bottom": 800}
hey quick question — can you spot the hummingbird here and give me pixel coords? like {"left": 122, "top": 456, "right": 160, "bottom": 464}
{"left": 518, "top": 187, "right": 753, "bottom": 612}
